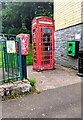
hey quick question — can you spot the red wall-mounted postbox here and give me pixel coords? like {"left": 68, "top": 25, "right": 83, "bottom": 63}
{"left": 16, "top": 34, "right": 30, "bottom": 55}
{"left": 32, "top": 16, "right": 55, "bottom": 71}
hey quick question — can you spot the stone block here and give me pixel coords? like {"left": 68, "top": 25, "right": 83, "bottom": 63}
{"left": 0, "top": 80, "right": 32, "bottom": 97}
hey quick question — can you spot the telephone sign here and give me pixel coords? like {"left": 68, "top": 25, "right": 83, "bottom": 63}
{"left": 39, "top": 21, "right": 53, "bottom": 24}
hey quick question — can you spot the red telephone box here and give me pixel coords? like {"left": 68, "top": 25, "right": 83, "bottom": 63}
{"left": 32, "top": 16, "right": 55, "bottom": 71}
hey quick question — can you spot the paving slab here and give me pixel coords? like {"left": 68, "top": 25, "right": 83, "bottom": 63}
{"left": 28, "top": 64, "right": 81, "bottom": 91}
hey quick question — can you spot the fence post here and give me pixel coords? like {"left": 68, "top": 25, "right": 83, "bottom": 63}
{"left": 18, "top": 37, "right": 22, "bottom": 79}
{"left": 22, "top": 55, "right": 27, "bottom": 79}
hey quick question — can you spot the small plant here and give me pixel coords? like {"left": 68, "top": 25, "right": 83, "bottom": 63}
{"left": 2, "top": 94, "right": 21, "bottom": 101}
{"left": 14, "top": 93, "right": 21, "bottom": 98}
{"left": 28, "top": 78, "right": 41, "bottom": 94}
{"left": 28, "top": 78, "right": 36, "bottom": 87}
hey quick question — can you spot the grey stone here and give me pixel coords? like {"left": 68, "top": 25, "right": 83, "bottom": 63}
{"left": 0, "top": 80, "right": 32, "bottom": 97}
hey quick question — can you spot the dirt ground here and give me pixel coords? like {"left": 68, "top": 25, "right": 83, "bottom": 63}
{"left": 28, "top": 64, "right": 81, "bottom": 91}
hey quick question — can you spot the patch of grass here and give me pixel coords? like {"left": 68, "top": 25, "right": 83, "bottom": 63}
{"left": 0, "top": 51, "right": 2, "bottom": 68}
{"left": 26, "top": 44, "right": 33, "bottom": 65}
{"left": 28, "top": 78, "right": 40, "bottom": 94}
{"left": 2, "top": 94, "right": 22, "bottom": 101}
{"left": 2, "top": 87, "right": 37, "bottom": 101}
{"left": 9, "top": 79, "right": 17, "bottom": 82}
{"left": 0, "top": 43, "right": 5, "bottom": 68}
{"left": 28, "top": 78, "right": 36, "bottom": 87}
{"left": 0, "top": 44, "right": 33, "bottom": 68}
{"left": 31, "top": 86, "right": 40, "bottom": 94}
{"left": 14, "top": 93, "right": 21, "bottom": 98}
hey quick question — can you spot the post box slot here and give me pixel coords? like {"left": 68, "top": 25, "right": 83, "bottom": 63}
{"left": 68, "top": 51, "right": 72, "bottom": 54}
{"left": 69, "top": 44, "right": 72, "bottom": 46}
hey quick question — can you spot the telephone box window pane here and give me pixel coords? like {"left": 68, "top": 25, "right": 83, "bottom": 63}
{"left": 43, "top": 33, "right": 50, "bottom": 42}
{"left": 33, "top": 29, "right": 36, "bottom": 43}
{"left": 42, "top": 28, "right": 51, "bottom": 33}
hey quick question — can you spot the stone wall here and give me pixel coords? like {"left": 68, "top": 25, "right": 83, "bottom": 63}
{"left": 0, "top": 80, "right": 32, "bottom": 98}
{"left": 54, "top": 23, "right": 83, "bottom": 69}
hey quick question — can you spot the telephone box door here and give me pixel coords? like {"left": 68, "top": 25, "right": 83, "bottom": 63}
{"left": 39, "top": 26, "right": 54, "bottom": 68}
{"left": 32, "top": 27, "right": 38, "bottom": 68}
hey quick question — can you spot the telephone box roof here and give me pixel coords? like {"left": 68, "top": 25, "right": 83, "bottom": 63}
{"left": 32, "top": 16, "right": 54, "bottom": 21}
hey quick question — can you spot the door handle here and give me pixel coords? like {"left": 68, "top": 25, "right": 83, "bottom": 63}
{"left": 39, "top": 43, "right": 41, "bottom": 46}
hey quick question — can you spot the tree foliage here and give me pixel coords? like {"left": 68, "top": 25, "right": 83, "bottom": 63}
{"left": 2, "top": 2, "right": 53, "bottom": 34}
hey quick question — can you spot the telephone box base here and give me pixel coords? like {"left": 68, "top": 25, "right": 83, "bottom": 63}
{"left": 33, "top": 65, "right": 55, "bottom": 72}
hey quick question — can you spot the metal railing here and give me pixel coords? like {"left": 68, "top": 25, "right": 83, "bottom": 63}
{"left": 0, "top": 37, "right": 22, "bottom": 82}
